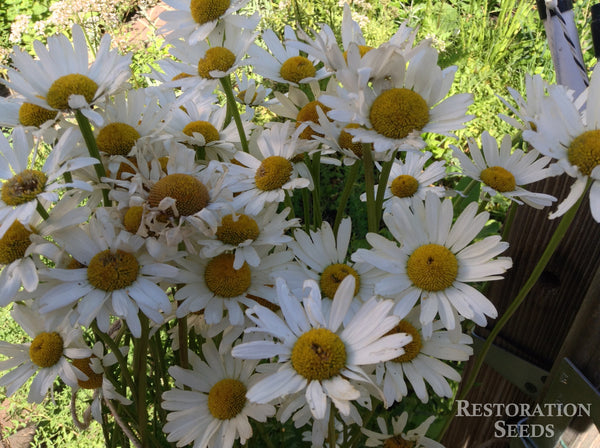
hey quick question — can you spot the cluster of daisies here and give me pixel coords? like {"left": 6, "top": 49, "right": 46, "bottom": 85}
{"left": 0, "top": 0, "right": 598, "bottom": 446}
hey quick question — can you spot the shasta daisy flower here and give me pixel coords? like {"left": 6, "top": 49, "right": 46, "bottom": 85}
{"left": 0, "top": 126, "right": 97, "bottom": 238}
{"left": 376, "top": 306, "right": 472, "bottom": 404}
{"left": 162, "top": 340, "right": 275, "bottom": 448}
{"left": 353, "top": 194, "right": 512, "bottom": 336}
{"left": 37, "top": 208, "right": 178, "bottom": 338}
{"left": 362, "top": 412, "right": 444, "bottom": 448}
{"left": 231, "top": 276, "right": 411, "bottom": 420}
{"left": 173, "top": 249, "right": 293, "bottom": 324}
{"left": 523, "top": 67, "right": 600, "bottom": 221}
{"left": 0, "top": 95, "right": 58, "bottom": 137}
{"left": 0, "top": 304, "right": 91, "bottom": 403}
{"left": 363, "top": 151, "right": 447, "bottom": 211}
{"left": 321, "top": 46, "right": 473, "bottom": 152}
{"left": 226, "top": 122, "right": 311, "bottom": 215}
{"left": 247, "top": 26, "right": 329, "bottom": 86}
{"left": 2, "top": 24, "right": 131, "bottom": 125}
{"left": 498, "top": 73, "right": 550, "bottom": 132}
{"left": 454, "top": 132, "right": 559, "bottom": 208}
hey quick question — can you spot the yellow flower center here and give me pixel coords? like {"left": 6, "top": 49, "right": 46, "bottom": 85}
{"left": 1, "top": 169, "right": 48, "bottom": 206}
{"left": 320, "top": 263, "right": 360, "bottom": 299}
{"left": 342, "top": 45, "right": 374, "bottom": 63}
{"left": 123, "top": 206, "right": 144, "bottom": 233}
{"left": 338, "top": 123, "right": 363, "bottom": 158}
{"left": 479, "top": 166, "right": 516, "bottom": 193}
{"left": 190, "top": 0, "right": 230, "bottom": 24}
{"left": 237, "top": 89, "right": 258, "bottom": 104}
{"left": 0, "top": 221, "right": 33, "bottom": 265}
{"left": 87, "top": 249, "right": 139, "bottom": 292}
{"left": 18, "top": 102, "right": 57, "bottom": 127}
{"left": 407, "top": 244, "right": 458, "bottom": 292}
{"left": 387, "top": 320, "right": 422, "bottom": 363}
{"left": 383, "top": 435, "right": 415, "bottom": 448}
{"left": 182, "top": 121, "right": 220, "bottom": 144}
{"left": 216, "top": 214, "right": 260, "bottom": 246}
{"left": 207, "top": 378, "right": 247, "bottom": 420}
{"left": 390, "top": 174, "right": 419, "bottom": 198}
{"left": 29, "top": 332, "right": 63, "bottom": 368}
{"left": 254, "top": 156, "right": 293, "bottom": 191}
{"left": 71, "top": 356, "right": 103, "bottom": 389}
{"left": 171, "top": 72, "right": 193, "bottom": 81}
{"left": 296, "top": 100, "right": 330, "bottom": 140}
{"left": 96, "top": 122, "right": 141, "bottom": 156}
{"left": 46, "top": 74, "right": 98, "bottom": 110}
{"left": 279, "top": 56, "right": 317, "bottom": 84}
{"left": 567, "top": 130, "right": 600, "bottom": 176}
{"left": 148, "top": 173, "right": 210, "bottom": 217}
{"left": 197, "top": 47, "right": 236, "bottom": 79}
{"left": 370, "top": 88, "right": 429, "bottom": 140}
{"left": 204, "top": 253, "right": 251, "bottom": 297}
{"left": 291, "top": 328, "right": 347, "bottom": 381}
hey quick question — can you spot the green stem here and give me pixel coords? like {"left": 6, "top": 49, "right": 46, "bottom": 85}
{"left": 177, "top": 317, "right": 189, "bottom": 370}
{"left": 374, "top": 152, "right": 397, "bottom": 226}
{"left": 501, "top": 202, "right": 517, "bottom": 241}
{"left": 328, "top": 406, "right": 336, "bottom": 448}
{"left": 362, "top": 143, "right": 378, "bottom": 233}
{"left": 311, "top": 152, "right": 322, "bottom": 228}
{"left": 302, "top": 188, "right": 311, "bottom": 232}
{"left": 437, "top": 181, "right": 590, "bottom": 441}
{"left": 134, "top": 314, "right": 150, "bottom": 447}
{"left": 453, "top": 178, "right": 478, "bottom": 211}
{"left": 36, "top": 200, "right": 50, "bottom": 220}
{"left": 333, "top": 161, "right": 360, "bottom": 236}
{"left": 255, "top": 422, "right": 277, "bottom": 448}
{"left": 219, "top": 75, "right": 249, "bottom": 153}
{"left": 74, "top": 110, "right": 111, "bottom": 206}
{"left": 284, "top": 191, "right": 296, "bottom": 219}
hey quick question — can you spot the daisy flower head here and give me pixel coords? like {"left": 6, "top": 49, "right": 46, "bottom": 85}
{"left": 453, "top": 131, "right": 559, "bottom": 209}
{"left": 159, "top": 0, "right": 257, "bottom": 45}
{"left": 498, "top": 73, "right": 551, "bottom": 132}
{"left": 286, "top": 217, "right": 382, "bottom": 302}
{"left": 364, "top": 151, "right": 447, "bottom": 212}
{"left": 321, "top": 46, "right": 474, "bottom": 153}
{"left": 226, "top": 121, "right": 311, "bottom": 215}
{"left": 0, "top": 95, "right": 59, "bottom": 139}
{"left": 0, "top": 304, "right": 91, "bottom": 403}
{"left": 70, "top": 341, "right": 132, "bottom": 424}
{"left": 233, "top": 72, "right": 274, "bottom": 110}
{"left": 231, "top": 276, "right": 412, "bottom": 420}
{"left": 2, "top": 24, "right": 131, "bottom": 125}
{"left": 37, "top": 207, "right": 179, "bottom": 338}
{"left": 173, "top": 248, "right": 294, "bottom": 325}
{"left": 168, "top": 20, "right": 257, "bottom": 81}
{"left": 197, "top": 203, "right": 300, "bottom": 269}
{"left": 353, "top": 193, "right": 512, "bottom": 336}
{"left": 524, "top": 67, "right": 600, "bottom": 221}
{"left": 376, "top": 306, "right": 472, "bottom": 405}
{"left": 247, "top": 26, "right": 330, "bottom": 87}
{"left": 0, "top": 126, "right": 97, "bottom": 238}
{"left": 161, "top": 339, "right": 275, "bottom": 448}
{"left": 0, "top": 191, "right": 91, "bottom": 307}
{"left": 362, "top": 412, "right": 444, "bottom": 448}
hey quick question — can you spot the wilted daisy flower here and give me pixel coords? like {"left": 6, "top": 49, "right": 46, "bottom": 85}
{"left": 231, "top": 276, "right": 411, "bottom": 420}
{"left": 226, "top": 122, "right": 311, "bottom": 215}
{"left": 173, "top": 249, "right": 293, "bottom": 324}
{"left": 321, "top": 46, "right": 473, "bottom": 152}
{"left": 37, "top": 208, "right": 178, "bottom": 338}
{"left": 363, "top": 151, "right": 447, "bottom": 211}
{"left": 0, "top": 192, "right": 90, "bottom": 307}
{"left": 353, "top": 194, "right": 512, "bottom": 336}
{"left": 453, "top": 132, "right": 558, "bottom": 209}
{"left": 286, "top": 218, "right": 382, "bottom": 302}
{"left": 524, "top": 67, "right": 600, "bottom": 221}
{"left": 0, "top": 126, "right": 96, "bottom": 238}
{"left": 70, "top": 341, "right": 131, "bottom": 424}
{"left": 0, "top": 304, "right": 91, "bottom": 403}
{"left": 162, "top": 340, "right": 275, "bottom": 448}
{"left": 197, "top": 204, "right": 299, "bottom": 268}
{"left": 362, "top": 412, "right": 444, "bottom": 448}
{"left": 2, "top": 24, "right": 131, "bottom": 124}
{"left": 159, "top": 0, "right": 256, "bottom": 45}
{"left": 168, "top": 20, "right": 257, "bottom": 81}
{"left": 376, "top": 306, "right": 472, "bottom": 404}
{"left": 247, "top": 26, "right": 329, "bottom": 86}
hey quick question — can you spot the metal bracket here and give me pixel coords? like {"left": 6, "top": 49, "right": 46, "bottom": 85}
{"left": 471, "top": 331, "right": 549, "bottom": 398}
